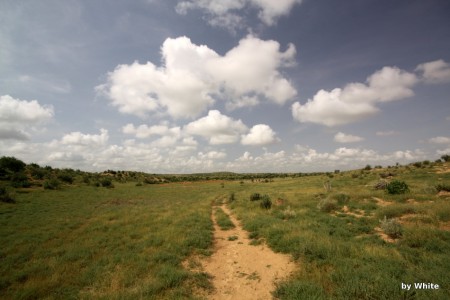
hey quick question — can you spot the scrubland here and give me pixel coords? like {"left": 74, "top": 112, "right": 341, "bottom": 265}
{"left": 1, "top": 159, "right": 450, "bottom": 299}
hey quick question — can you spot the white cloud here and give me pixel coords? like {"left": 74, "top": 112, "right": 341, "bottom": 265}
{"left": 292, "top": 66, "right": 418, "bottom": 126}
{"left": 416, "top": 59, "right": 450, "bottom": 84}
{"left": 122, "top": 123, "right": 181, "bottom": 139}
{"left": 175, "top": 0, "right": 301, "bottom": 30}
{"left": 250, "top": 0, "right": 302, "bottom": 25}
{"left": 376, "top": 130, "right": 399, "bottom": 136}
{"left": 98, "top": 36, "right": 297, "bottom": 119}
{"left": 429, "top": 136, "right": 450, "bottom": 144}
{"left": 0, "top": 95, "right": 54, "bottom": 141}
{"left": 292, "top": 88, "right": 379, "bottom": 126}
{"left": 198, "top": 150, "right": 227, "bottom": 159}
{"left": 241, "top": 124, "right": 278, "bottom": 145}
{"left": 334, "top": 132, "right": 364, "bottom": 143}
{"left": 61, "top": 129, "right": 109, "bottom": 146}
{"left": 185, "top": 110, "right": 247, "bottom": 144}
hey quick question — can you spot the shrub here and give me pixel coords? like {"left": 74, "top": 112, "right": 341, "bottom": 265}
{"left": 58, "top": 173, "right": 74, "bottom": 184}
{"left": 435, "top": 184, "right": 450, "bottom": 192}
{"left": 380, "top": 216, "right": 402, "bottom": 239}
{"left": 228, "top": 192, "right": 235, "bottom": 202}
{"left": 0, "top": 156, "right": 26, "bottom": 174}
{"left": 281, "top": 206, "right": 296, "bottom": 219}
{"left": 0, "top": 187, "right": 15, "bottom": 203}
{"left": 386, "top": 180, "right": 409, "bottom": 194}
{"left": 333, "top": 193, "right": 350, "bottom": 204}
{"left": 43, "top": 178, "right": 60, "bottom": 190}
{"left": 317, "top": 197, "right": 337, "bottom": 213}
{"left": 441, "top": 154, "right": 450, "bottom": 162}
{"left": 100, "top": 177, "right": 114, "bottom": 188}
{"left": 260, "top": 195, "right": 272, "bottom": 209}
{"left": 11, "top": 172, "right": 31, "bottom": 188}
{"left": 250, "top": 193, "right": 261, "bottom": 201}
{"left": 374, "top": 180, "right": 388, "bottom": 190}
{"left": 364, "top": 164, "right": 372, "bottom": 171}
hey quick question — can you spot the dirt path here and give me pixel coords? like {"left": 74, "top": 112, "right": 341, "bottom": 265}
{"left": 200, "top": 204, "right": 295, "bottom": 300}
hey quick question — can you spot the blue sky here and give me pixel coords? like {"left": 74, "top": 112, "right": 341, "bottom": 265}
{"left": 1, "top": 0, "right": 449, "bottom": 173}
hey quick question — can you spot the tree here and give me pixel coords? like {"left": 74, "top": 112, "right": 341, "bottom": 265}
{"left": 0, "top": 156, "right": 26, "bottom": 178}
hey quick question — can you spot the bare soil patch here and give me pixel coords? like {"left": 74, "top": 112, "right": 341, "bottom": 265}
{"left": 372, "top": 197, "right": 392, "bottom": 207}
{"left": 193, "top": 204, "right": 295, "bottom": 300}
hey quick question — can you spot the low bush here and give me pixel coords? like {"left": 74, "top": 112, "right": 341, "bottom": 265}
{"left": 386, "top": 180, "right": 409, "bottom": 194}
{"left": 58, "top": 173, "right": 74, "bottom": 184}
{"left": 260, "top": 195, "right": 272, "bottom": 209}
{"left": 0, "top": 187, "right": 15, "bottom": 203}
{"left": 250, "top": 193, "right": 261, "bottom": 201}
{"left": 333, "top": 193, "right": 350, "bottom": 204}
{"left": 228, "top": 192, "right": 235, "bottom": 203}
{"left": 374, "top": 181, "right": 388, "bottom": 190}
{"left": 380, "top": 216, "right": 402, "bottom": 239}
{"left": 435, "top": 184, "right": 450, "bottom": 192}
{"left": 281, "top": 206, "right": 296, "bottom": 219}
{"left": 11, "top": 172, "right": 31, "bottom": 188}
{"left": 100, "top": 177, "right": 114, "bottom": 188}
{"left": 43, "top": 178, "right": 60, "bottom": 190}
{"left": 317, "top": 197, "right": 337, "bottom": 213}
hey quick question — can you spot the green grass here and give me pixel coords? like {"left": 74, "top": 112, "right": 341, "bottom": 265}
{"left": 0, "top": 182, "right": 215, "bottom": 299}
{"left": 1, "top": 163, "right": 450, "bottom": 299}
{"left": 215, "top": 207, "right": 235, "bottom": 230}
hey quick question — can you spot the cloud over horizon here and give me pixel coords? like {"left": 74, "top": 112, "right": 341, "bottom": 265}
{"left": 97, "top": 35, "right": 297, "bottom": 119}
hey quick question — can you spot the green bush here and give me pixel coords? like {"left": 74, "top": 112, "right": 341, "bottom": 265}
{"left": 260, "top": 195, "right": 272, "bottom": 209}
{"left": 43, "top": 178, "right": 60, "bottom": 190}
{"left": 380, "top": 216, "right": 402, "bottom": 239}
{"left": 228, "top": 192, "right": 235, "bottom": 202}
{"left": 317, "top": 197, "right": 337, "bottom": 212}
{"left": 11, "top": 172, "right": 31, "bottom": 188}
{"left": 435, "top": 184, "right": 450, "bottom": 192}
{"left": 250, "top": 193, "right": 261, "bottom": 201}
{"left": 386, "top": 180, "right": 409, "bottom": 194}
{"left": 58, "top": 173, "right": 74, "bottom": 184}
{"left": 333, "top": 193, "right": 350, "bottom": 204}
{"left": 100, "top": 177, "right": 114, "bottom": 188}
{"left": 0, "top": 187, "right": 15, "bottom": 203}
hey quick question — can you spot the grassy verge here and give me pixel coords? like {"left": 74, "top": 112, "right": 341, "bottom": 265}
{"left": 215, "top": 207, "right": 235, "bottom": 230}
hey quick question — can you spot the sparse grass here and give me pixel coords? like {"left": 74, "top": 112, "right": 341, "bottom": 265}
{"left": 0, "top": 182, "right": 214, "bottom": 299}
{"left": 215, "top": 207, "right": 235, "bottom": 230}
{"left": 1, "top": 162, "right": 450, "bottom": 299}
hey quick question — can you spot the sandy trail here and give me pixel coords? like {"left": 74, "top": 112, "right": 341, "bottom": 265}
{"left": 200, "top": 204, "right": 295, "bottom": 300}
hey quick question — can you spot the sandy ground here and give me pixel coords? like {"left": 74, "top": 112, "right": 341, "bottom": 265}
{"left": 200, "top": 204, "right": 295, "bottom": 300}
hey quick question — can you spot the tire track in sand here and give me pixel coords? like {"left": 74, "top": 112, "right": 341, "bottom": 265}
{"left": 201, "top": 204, "right": 295, "bottom": 300}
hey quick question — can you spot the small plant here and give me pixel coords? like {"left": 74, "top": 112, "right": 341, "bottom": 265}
{"left": 435, "top": 184, "right": 450, "bottom": 192}
{"left": 43, "top": 178, "right": 60, "bottom": 190}
{"left": 0, "top": 187, "right": 15, "bottom": 203}
{"left": 386, "top": 180, "right": 410, "bottom": 194}
{"left": 100, "top": 177, "right": 114, "bottom": 188}
{"left": 317, "top": 197, "right": 337, "bottom": 213}
{"left": 364, "top": 164, "right": 372, "bottom": 171}
{"left": 380, "top": 216, "right": 402, "bottom": 239}
{"left": 260, "top": 195, "right": 272, "bottom": 209}
{"left": 228, "top": 235, "right": 238, "bottom": 241}
{"left": 374, "top": 180, "right": 388, "bottom": 190}
{"left": 281, "top": 206, "right": 296, "bottom": 219}
{"left": 228, "top": 192, "right": 235, "bottom": 202}
{"left": 58, "top": 173, "right": 74, "bottom": 184}
{"left": 250, "top": 193, "right": 261, "bottom": 201}
{"left": 135, "top": 182, "right": 143, "bottom": 187}
{"left": 333, "top": 193, "right": 350, "bottom": 204}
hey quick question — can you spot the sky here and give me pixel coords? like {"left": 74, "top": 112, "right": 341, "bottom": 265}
{"left": 1, "top": 0, "right": 450, "bottom": 173}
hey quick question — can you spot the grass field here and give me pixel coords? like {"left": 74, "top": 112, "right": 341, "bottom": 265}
{"left": 1, "top": 162, "right": 450, "bottom": 299}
